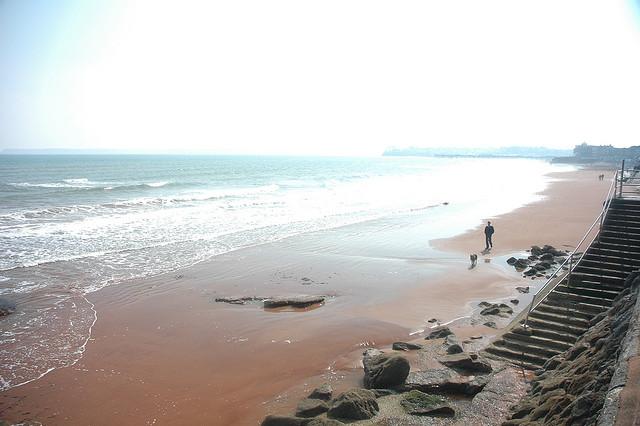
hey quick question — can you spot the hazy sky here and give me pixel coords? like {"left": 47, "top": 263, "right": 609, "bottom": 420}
{"left": 1, "top": 1, "right": 640, "bottom": 156}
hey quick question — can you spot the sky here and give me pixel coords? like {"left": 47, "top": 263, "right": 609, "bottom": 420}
{"left": 1, "top": 1, "right": 640, "bottom": 156}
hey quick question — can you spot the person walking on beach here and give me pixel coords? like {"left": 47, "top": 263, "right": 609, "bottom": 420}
{"left": 484, "top": 221, "right": 494, "bottom": 250}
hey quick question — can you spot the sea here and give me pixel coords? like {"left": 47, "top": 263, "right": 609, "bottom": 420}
{"left": 0, "top": 154, "right": 573, "bottom": 390}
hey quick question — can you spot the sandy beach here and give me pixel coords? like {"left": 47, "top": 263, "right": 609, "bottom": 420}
{"left": 0, "top": 167, "right": 614, "bottom": 425}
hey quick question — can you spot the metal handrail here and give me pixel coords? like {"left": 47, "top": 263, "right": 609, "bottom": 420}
{"left": 523, "top": 168, "right": 620, "bottom": 328}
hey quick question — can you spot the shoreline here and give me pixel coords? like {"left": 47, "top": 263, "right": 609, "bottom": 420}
{"left": 0, "top": 166, "right": 614, "bottom": 425}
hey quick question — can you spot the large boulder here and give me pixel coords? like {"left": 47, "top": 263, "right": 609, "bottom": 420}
{"left": 439, "top": 353, "right": 493, "bottom": 373}
{"left": 363, "top": 352, "right": 410, "bottom": 389}
{"left": 425, "top": 326, "right": 453, "bottom": 340}
{"left": 327, "top": 389, "right": 379, "bottom": 420}
{"left": 400, "top": 390, "right": 455, "bottom": 417}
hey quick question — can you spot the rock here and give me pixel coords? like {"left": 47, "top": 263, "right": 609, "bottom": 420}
{"left": 295, "top": 398, "right": 329, "bottom": 418}
{"left": 0, "top": 298, "right": 16, "bottom": 317}
{"left": 363, "top": 352, "right": 410, "bottom": 389}
{"left": 540, "top": 252, "right": 554, "bottom": 261}
{"left": 507, "top": 257, "right": 517, "bottom": 265}
{"left": 531, "top": 245, "right": 543, "bottom": 256}
{"left": 514, "top": 259, "right": 530, "bottom": 269}
{"left": 371, "top": 389, "right": 396, "bottom": 397}
{"left": 392, "top": 342, "right": 423, "bottom": 351}
{"left": 523, "top": 268, "right": 537, "bottom": 277}
{"left": 327, "top": 389, "right": 379, "bottom": 420}
{"left": 263, "top": 295, "right": 325, "bottom": 308}
{"left": 439, "top": 353, "right": 493, "bottom": 373}
{"left": 516, "top": 286, "right": 530, "bottom": 294}
{"left": 261, "top": 415, "right": 307, "bottom": 426}
{"left": 427, "top": 318, "right": 438, "bottom": 323}
{"left": 480, "top": 303, "right": 513, "bottom": 316}
{"left": 483, "top": 321, "right": 497, "bottom": 328}
{"left": 400, "top": 390, "right": 455, "bottom": 417}
{"left": 308, "top": 383, "right": 333, "bottom": 401}
{"left": 425, "top": 326, "right": 453, "bottom": 340}
{"left": 404, "top": 369, "right": 489, "bottom": 395}
{"left": 478, "top": 301, "right": 493, "bottom": 307}
{"left": 306, "top": 419, "right": 344, "bottom": 426}
{"left": 510, "top": 299, "right": 520, "bottom": 305}
{"left": 444, "top": 334, "right": 464, "bottom": 354}
{"left": 214, "top": 296, "right": 259, "bottom": 305}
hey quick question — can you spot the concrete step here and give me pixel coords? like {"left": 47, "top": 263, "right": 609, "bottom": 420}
{"left": 548, "top": 288, "right": 614, "bottom": 307}
{"left": 512, "top": 325, "right": 579, "bottom": 344}
{"left": 535, "top": 302, "right": 595, "bottom": 321}
{"left": 579, "top": 258, "right": 637, "bottom": 273}
{"left": 495, "top": 337, "right": 563, "bottom": 359}
{"left": 483, "top": 346, "right": 546, "bottom": 369}
{"left": 524, "top": 316, "right": 588, "bottom": 337}
{"left": 572, "top": 264, "right": 629, "bottom": 279}
{"left": 538, "top": 296, "right": 608, "bottom": 316}
{"left": 555, "top": 284, "right": 620, "bottom": 300}
{"left": 592, "top": 240, "right": 640, "bottom": 254}
{"left": 601, "top": 224, "right": 640, "bottom": 237}
{"left": 602, "top": 220, "right": 640, "bottom": 233}
{"left": 598, "top": 236, "right": 640, "bottom": 249}
{"left": 501, "top": 329, "right": 573, "bottom": 352}
{"left": 525, "top": 308, "right": 591, "bottom": 328}
{"left": 565, "top": 278, "right": 625, "bottom": 294}
{"left": 584, "top": 248, "right": 640, "bottom": 266}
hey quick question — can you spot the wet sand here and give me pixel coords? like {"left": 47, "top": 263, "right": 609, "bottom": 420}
{"left": 0, "top": 167, "right": 613, "bottom": 425}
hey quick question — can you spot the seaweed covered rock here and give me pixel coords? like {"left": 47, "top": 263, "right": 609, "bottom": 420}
{"left": 425, "top": 326, "right": 453, "bottom": 340}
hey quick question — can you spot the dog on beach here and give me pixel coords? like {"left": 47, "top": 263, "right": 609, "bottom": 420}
{"left": 470, "top": 254, "right": 478, "bottom": 267}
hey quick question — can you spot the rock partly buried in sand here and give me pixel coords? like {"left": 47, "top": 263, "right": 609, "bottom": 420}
{"left": 513, "top": 259, "right": 530, "bottom": 269}
{"left": 403, "top": 369, "right": 490, "bottom": 395}
{"left": 506, "top": 257, "right": 517, "bottom": 265}
{"left": 392, "top": 342, "right": 423, "bottom": 351}
{"left": 327, "top": 389, "right": 379, "bottom": 420}
{"left": 363, "top": 351, "right": 410, "bottom": 389}
{"left": 0, "top": 298, "right": 16, "bottom": 317}
{"left": 263, "top": 295, "right": 325, "bottom": 308}
{"left": 427, "top": 318, "right": 438, "bottom": 323}
{"left": 510, "top": 299, "right": 520, "bottom": 305}
{"left": 439, "top": 353, "right": 493, "bottom": 373}
{"left": 444, "top": 334, "right": 463, "bottom": 354}
{"left": 515, "top": 286, "right": 530, "bottom": 294}
{"left": 215, "top": 296, "right": 261, "bottom": 305}
{"left": 480, "top": 303, "right": 513, "bottom": 316}
{"left": 260, "top": 415, "right": 307, "bottom": 426}
{"left": 400, "top": 390, "right": 455, "bottom": 417}
{"left": 308, "top": 383, "right": 333, "bottom": 401}
{"left": 425, "top": 326, "right": 453, "bottom": 340}
{"left": 523, "top": 268, "right": 537, "bottom": 277}
{"left": 295, "top": 398, "right": 330, "bottom": 418}
{"left": 483, "top": 321, "right": 497, "bottom": 328}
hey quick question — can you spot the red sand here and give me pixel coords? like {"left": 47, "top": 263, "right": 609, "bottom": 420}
{"left": 0, "top": 167, "right": 614, "bottom": 425}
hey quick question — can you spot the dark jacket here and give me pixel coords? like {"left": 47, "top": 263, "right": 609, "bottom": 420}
{"left": 484, "top": 225, "right": 494, "bottom": 236}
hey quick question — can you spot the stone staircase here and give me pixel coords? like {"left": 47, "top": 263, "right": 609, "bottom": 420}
{"left": 484, "top": 197, "right": 640, "bottom": 370}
